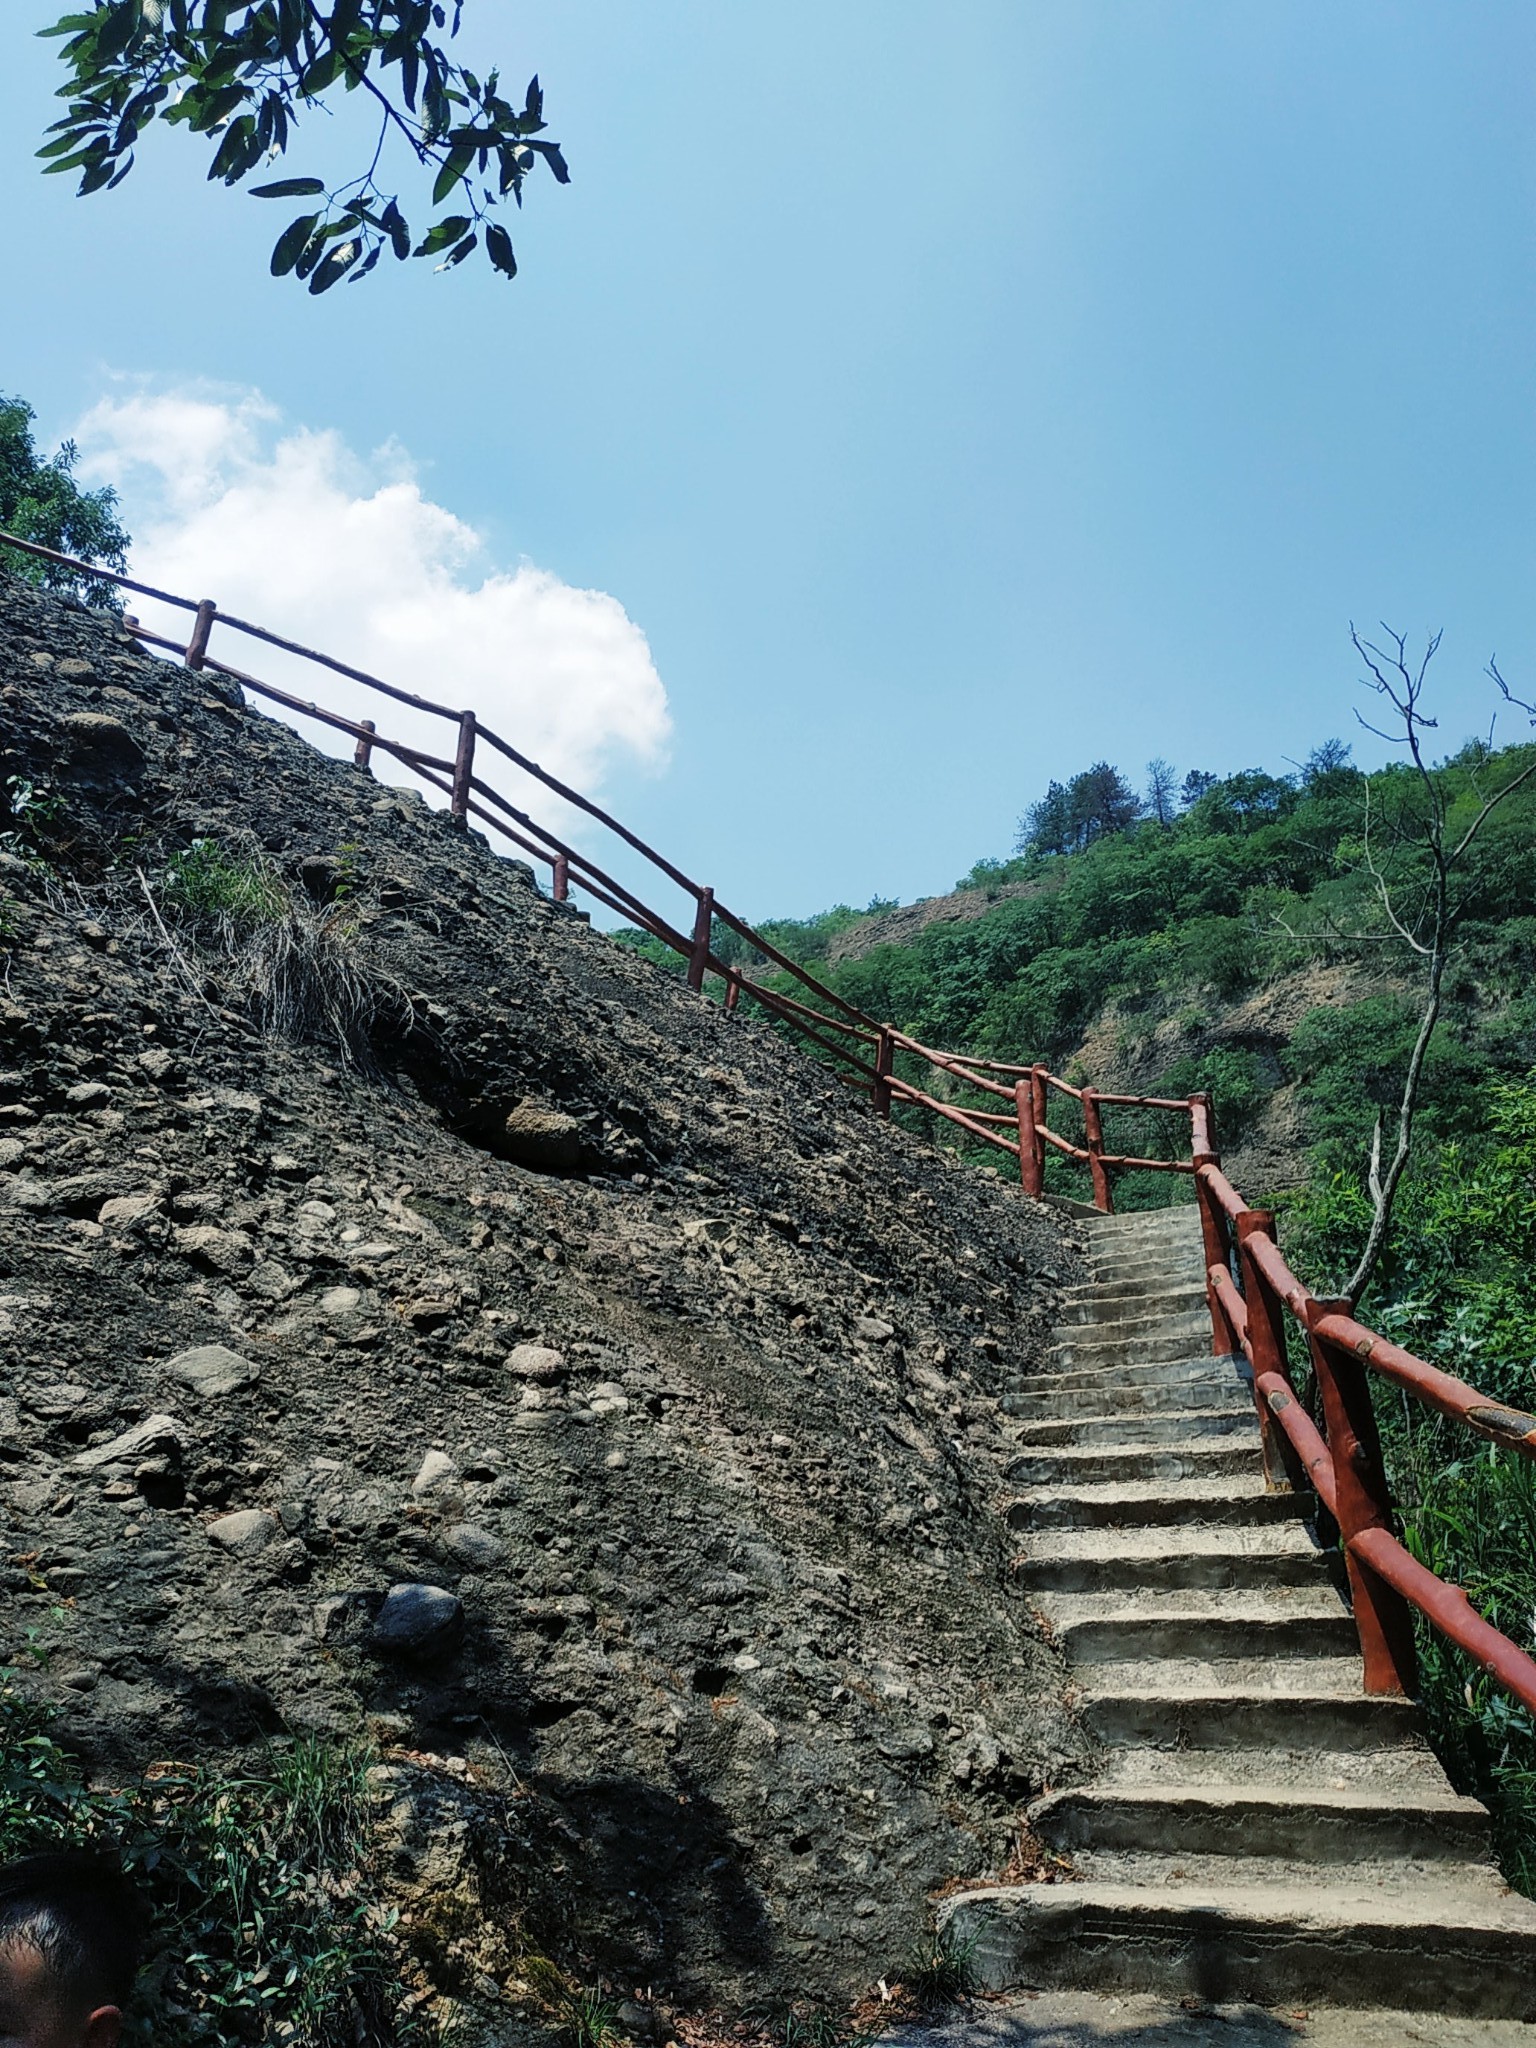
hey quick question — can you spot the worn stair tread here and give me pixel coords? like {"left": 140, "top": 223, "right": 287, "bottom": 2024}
{"left": 1042, "top": 1587, "right": 1348, "bottom": 1622}
{"left": 1093, "top": 1744, "right": 1451, "bottom": 1791}
{"left": 1077, "top": 1657, "right": 1384, "bottom": 1697}
{"left": 1006, "top": 1438, "right": 1259, "bottom": 1483}
{"left": 1009, "top": 1405, "right": 1261, "bottom": 1444}
{"left": 952, "top": 1872, "right": 1536, "bottom": 1933}
{"left": 1014, "top": 1488, "right": 1303, "bottom": 1533}
{"left": 1063, "top": 1848, "right": 1506, "bottom": 1892}
{"left": 1032, "top": 1780, "right": 1490, "bottom": 1830}
{"left": 1018, "top": 1472, "right": 1285, "bottom": 1510}
{"left": 1031, "top": 1791, "right": 1493, "bottom": 1873}
{"left": 1018, "top": 1521, "right": 1321, "bottom": 1563}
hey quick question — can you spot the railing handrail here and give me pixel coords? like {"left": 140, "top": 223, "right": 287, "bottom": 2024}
{"left": 10, "top": 526, "right": 1534, "bottom": 1725}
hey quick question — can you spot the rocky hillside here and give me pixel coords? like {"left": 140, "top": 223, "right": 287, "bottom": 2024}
{"left": 0, "top": 573, "right": 1087, "bottom": 2025}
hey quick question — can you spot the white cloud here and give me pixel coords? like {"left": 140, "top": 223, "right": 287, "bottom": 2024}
{"left": 74, "top": 384, "right": 671, "bottom": 862}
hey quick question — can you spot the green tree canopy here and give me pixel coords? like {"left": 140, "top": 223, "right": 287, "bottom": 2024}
{"left": 0, "top": 393, "right": 129, "bottom": 607}
{"left": 1017, "top": 760, "right": 1143, "bottom": 856}
{"left": 39, "top": 3, "right": 568, "bottom": 294}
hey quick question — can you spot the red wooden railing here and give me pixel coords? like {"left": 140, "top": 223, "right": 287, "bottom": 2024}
{"left": 8, "top": 528, "right": 1536, "bottom": 1725}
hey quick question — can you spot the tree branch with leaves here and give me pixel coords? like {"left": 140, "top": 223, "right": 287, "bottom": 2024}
{"left": 38, "top": 1, "right": 569, "bottom": 293}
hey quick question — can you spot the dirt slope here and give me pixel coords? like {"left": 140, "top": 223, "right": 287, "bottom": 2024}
{"left": 0, "top": 574, "right": 1088, "bottom": 2017}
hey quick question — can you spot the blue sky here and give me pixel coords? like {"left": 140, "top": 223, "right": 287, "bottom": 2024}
{"left": 3, "top": 3, "right": 1533, "bottom": 924}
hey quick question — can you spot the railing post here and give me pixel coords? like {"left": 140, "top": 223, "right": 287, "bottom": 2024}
{"left": 1236, "top": 1209, "right": 1300, "bottom": 1493}
{"left": 450, "top": 710, "right": 476, "bottom": 827}
{"left": 1081, "top": 1086, "right": 1113, "bottom": 1213}
{"left": 1015, "top": 1078, "right": 1043, "bottom": 1197}
{"left": 552, "top": 854, "right": 569, "bottom": 903}
{"left": 184, "top": 598, "right": 217, "bottom": 671}
{"left": 873, "top": 1029, "right": 894, "bottom": 1119}
{"left": 353, "top": 718, "right": 376, "bottom": 771}
{"left": 1195, "top": 1168, "right": 1239, "bottom": 1358}
{"left": 724, "top": 972, "right": 741, "bottom": 1016}
{"left": 687, "top": 886, "right": 715, "bottom": 992}
{"left": 1307, "top": 1297, "right": 1419, "bottom": 1697}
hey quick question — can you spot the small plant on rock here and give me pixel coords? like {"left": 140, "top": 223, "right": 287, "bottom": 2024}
{"left": 153, "top": 836, "right": 409, "bottom": 1065}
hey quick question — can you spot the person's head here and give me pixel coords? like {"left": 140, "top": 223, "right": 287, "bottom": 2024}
{"left": 0, "top": 1854, "right": 144, "bottom": 2048}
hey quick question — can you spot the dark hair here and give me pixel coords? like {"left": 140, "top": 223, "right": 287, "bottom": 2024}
{"left": 0, "top": 1853, "right": 145, "bottom": 2011}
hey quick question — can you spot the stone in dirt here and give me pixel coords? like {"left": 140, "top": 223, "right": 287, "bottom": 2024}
{"left": 371, "top": 1582, "right": 464, "bottom": 1658}
{"left": 411, "top": 1449, "right": 457, "bottom": 1496}
{"left": 164, "top": 1343, "right": 261, "bottom": 1397}
{"left": 501, "top": 1099, "right": 583, "bottom": 1170}
{"left": 506, "top": 1343, "right": 565, "bottom": 1380}
{"left": 207, "top": 1508, "right": 281, "bottom": 1557}
{"left": 72, "top": 1414, "right": 184, "bottom": 1471}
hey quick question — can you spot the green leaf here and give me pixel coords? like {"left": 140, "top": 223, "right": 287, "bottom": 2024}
{"left": 270, "top": 211, "right": 319, "bottom": 276}
{"left": 299, "top": 48, "right": 341, "bottom": 94}
{"left": 438, "top": 229, "right": 477, "bottom": 270}
{"left": 307, "top": 238, "right": 361, "bottom": 293}
{"left": 249, "top": 176, "right": 326, "bottom": 198}
{"left": 412, "top": 212, "right": 470, "bottom": 256}
{"left": 528, "top": 138, "right": 569, "bottom": 184}
{"left": 381, "top": 198, "right": 410, "bottom": 260}
{"left": 94, "top": 0, "right": 142, "bottom": 63}
{"left": 431, "top": 139, "right": 474, "bottom": 205}
{"left": 37, "top": 16, "right": 102, "bottom": 39}
{"left": 485, "top": 220, "right": 516, "bottom": 279}
{"left": 36, "top": 129, "right": 97, "bottom": 160}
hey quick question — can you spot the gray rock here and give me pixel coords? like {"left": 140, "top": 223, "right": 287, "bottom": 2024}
{"left": 506, "top": 1343, "right": 565, "bottom": 1382}
{"left": 411, "top": 1449, "right": 457, "bottom": 1497}
{"left": 98, "top": 1193, "right": 161, "bottom": 1232}
{"left": 501, "top": 1101, "right": 583, "bottom": 1172}
{"left": 371, "top": 1582, "right": 464, "bottom": 1658}
{"left": 73, "top": 1414, "right": 184, "bottom": 1472}
{"left": 319, "top": 1286, "right": 362, "bottom": 1316}
{"left": 855, "top": 1316, "right": 895, "bottom": 1342}
{"left": 207, "top": 1508, "right": 281, "bottom": 1558}
{"left": 443, "top": 1523, "right": 504, "bottom": 1568}
{"left": 165, "top": 1343, "right": 260, "bottom": 1398}
{"left": 64, "top": 1081, "right": 111, "bottom": 1110}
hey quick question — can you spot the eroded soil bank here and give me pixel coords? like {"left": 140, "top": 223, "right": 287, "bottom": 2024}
{"left": 0, "top": 573, "right": 1087, "bottom": 2022}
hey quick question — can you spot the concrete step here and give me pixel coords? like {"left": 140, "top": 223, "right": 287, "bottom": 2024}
{"left": 1081, "top": 1680, "right": 1424, "bottom": 1751}
{"left": 1057, "top": 1284, "right": 1209, "bottom": 1324}
{"left": 1010, "top": 1404, "right": 1259, "bottom": 1449}
{"left": 1017, "top": 1522, "right": 1330, "bottom": 1594}
{"left": 1030, "top": 1781, "right": 1492, "bottom": 1864}
{"left": 1043, "top": 1592, "right": 1358, "bottom": 1665}
{"left": 1007, "top": 1355, "right": 1242, "bottom": 1400}
{"left": 1087, "top": 1211, "right": 1202, "bottom": 1241}
{"left": 940, "top": 1876, "right": 1536, "bottom": 2018}
{"left": 1006, "top": 1436, "right": 1260, "bottom": 1487}
{"left": 1048, "top": 1320, "right": 1218, "bottom": 1371}
{"left": 1094, "top": 1739, "right": 1455, "bottom": 1796}
{"left": 1011, "top": 1474, "right": 1300, "bottom": 1532}
{"left": 1009, "top": 1371, "right": 1250, "bottom": 1421}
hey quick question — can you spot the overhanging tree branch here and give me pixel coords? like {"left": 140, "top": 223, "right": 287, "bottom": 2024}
{"left": 38, "top": 2, "right": 569, "bottom": 292}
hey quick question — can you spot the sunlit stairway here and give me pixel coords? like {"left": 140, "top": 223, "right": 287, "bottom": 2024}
{"left": 944, "top": 1204, "right": 1536, "bottom": 2020}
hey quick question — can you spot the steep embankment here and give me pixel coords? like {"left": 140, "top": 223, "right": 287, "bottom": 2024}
{"left": 0, "top": 574, "right": 1088, "bottom": 2015}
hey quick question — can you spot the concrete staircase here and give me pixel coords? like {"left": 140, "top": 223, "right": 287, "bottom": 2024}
{"left": 946, "top": 1204, "right": 1536, "bottom": 2021}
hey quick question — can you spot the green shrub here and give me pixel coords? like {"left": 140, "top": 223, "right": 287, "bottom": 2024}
{"left": 0, "top": 1679, "right": 426, "bottom": 2045}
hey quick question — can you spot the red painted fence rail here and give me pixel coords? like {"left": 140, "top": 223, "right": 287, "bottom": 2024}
{"left": 7, "top": 527, "right": 1536, "bottom": 1724}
